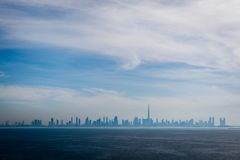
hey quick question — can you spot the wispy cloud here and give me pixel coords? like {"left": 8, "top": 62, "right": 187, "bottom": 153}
{"left": 81, "top": 88, "right": 123, "bottom": 96}
{"left": 0, "top": 85, "right": 122, "bottom": 102}
{"left": 143, "top": 67, "right": 240, "bottom": 86}
{"left": 1, "top": 0, "right": 240, "bottom": 70}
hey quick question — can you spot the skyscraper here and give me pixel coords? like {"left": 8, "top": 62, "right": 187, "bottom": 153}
{"left": 142, "top": 105, "right": 153, "bottom": 126}
{"left": 148, "top": 104, "right": 150, "bottom": 120}
{"left": 220, "top": 117, "right": 226, "bottom": 127}
{"left": 113, "top": 116, "right": 118, "bottom": 126}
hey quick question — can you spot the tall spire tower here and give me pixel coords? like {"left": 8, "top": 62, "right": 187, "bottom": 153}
{"left": 147, "top": 104, "right": 150, "bottom": 120}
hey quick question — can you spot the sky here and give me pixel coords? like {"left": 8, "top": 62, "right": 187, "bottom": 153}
{"left": 0, "top": 0, "right": 240, "bottom": 125}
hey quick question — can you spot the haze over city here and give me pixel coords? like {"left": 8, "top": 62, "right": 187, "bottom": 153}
{"left": 0, "top": 0, "right": 240, "bottom": 125}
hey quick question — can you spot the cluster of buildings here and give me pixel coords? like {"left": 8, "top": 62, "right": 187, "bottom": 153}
{"left": 44, "top": 107, "right": 226, "bottom": 127}
{"left": 1, "top": 105, "right": 227, "bottom": 128}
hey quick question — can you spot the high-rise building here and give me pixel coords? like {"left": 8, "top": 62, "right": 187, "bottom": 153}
{"left": 32, "top": 119, "right": 42, "bottom": 126}
{"left": 76, "top": 117, "right": 79, "bottom": 126}
{"left": 71, "top": 117, "right": 73, "bottom": 125}
{"left": 85, "top": 117, "right": 89, "bottom": 126}
{"left": 78, "top": 118, "right": 81, "bottom": 126}
{"left": 220, "top": 117, "right": 226, "bottom": 127}
{"left": 49, "top": 117, "right": 54, "bottom": 126}
{"left": 148, "top": 104, "right": 150, "bottom": 120}
{"left": 113, "top": 116, "right": 118, "bottom": 126}
{"left": 142, "top": 105, "right": 153, "bottom": 126}
{"left": 133, "top": 117, "right": 141, "bottom": 126}
{"left": 208, "top": 117, "right": 215, "bottom": 127}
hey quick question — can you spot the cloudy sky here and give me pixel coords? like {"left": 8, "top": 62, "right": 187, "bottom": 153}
{"left": 0, "top": 0, "right": 240, "bottom": 125}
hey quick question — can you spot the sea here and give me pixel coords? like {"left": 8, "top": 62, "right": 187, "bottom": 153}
{"left": 0, "top": 128, "right": 240, "bottom": 160}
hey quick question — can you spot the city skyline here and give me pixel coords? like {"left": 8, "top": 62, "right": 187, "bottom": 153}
{"left": 0, "top": 0, "right": 240, "bottom": 125}
{"left": 1, "top": 106, "right": 227, "bottom": 127}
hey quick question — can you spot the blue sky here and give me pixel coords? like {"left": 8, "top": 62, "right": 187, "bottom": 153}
{"left": 0, "top": 0, "right": 240, "bottom": 124}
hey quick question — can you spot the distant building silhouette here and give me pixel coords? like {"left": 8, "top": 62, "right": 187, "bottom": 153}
{"left": 142, "top": 104, "right": 153, "bottom": 126}
{"left": 220, "top": 117, "right": 226, "bottom": 127}
{"left": 113, "top": 116, "right": 118, "bottom": 126}
{"left": 32, "top": 119, "right": 42, "bottom": 127}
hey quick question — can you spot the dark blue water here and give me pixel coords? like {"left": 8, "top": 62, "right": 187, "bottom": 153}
{"left": 0, "top": 128, "right": 240, "bottom": 160}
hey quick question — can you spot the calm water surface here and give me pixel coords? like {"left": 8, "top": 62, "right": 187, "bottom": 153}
{"left": 0, "top": 128, "right": 240, "bottom": 160}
